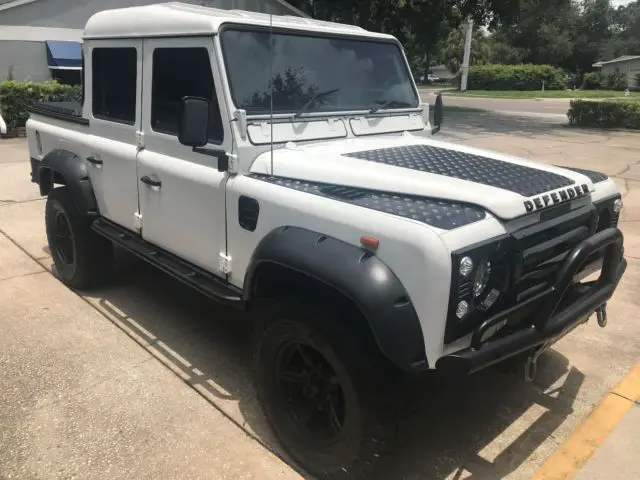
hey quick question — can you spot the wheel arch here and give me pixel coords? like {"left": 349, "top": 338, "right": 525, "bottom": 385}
{"left": 37, "top": 149, "right": 98, "bottom": 217}
{"left": 244, "top": 226, "right": 428, "bottom": 372}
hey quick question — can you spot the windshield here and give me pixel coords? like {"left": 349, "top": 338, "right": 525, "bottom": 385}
{"left": 220, "top": 27, "right": 419, "bottom": 116}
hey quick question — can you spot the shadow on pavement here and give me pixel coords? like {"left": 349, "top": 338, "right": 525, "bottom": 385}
{"left": 81, "top": 251, "right": 583, "bottom": 480}
{"left": 433, "top": 110, "right": 569, "bottom": 142}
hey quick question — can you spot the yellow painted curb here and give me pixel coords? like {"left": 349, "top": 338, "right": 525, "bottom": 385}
{"left": 531, "top": 361, "right": 640, "bottom": 480}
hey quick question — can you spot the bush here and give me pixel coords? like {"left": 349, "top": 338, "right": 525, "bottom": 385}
{"left": 0, "top": 80, "right": 81, "bottom": 129}
{"left": 581, "top": 72, "right": 602, "bottom": 90}
{"left": 604, "top": 71, "right": 627, "bottom": 91}
{"left": 634, "top": 72, "right": 640, "bottom": 92}
{"left": 567, "top": 99, "right": 640, "bottom": 129}
{"left": 467, "top": 64, "right": 566, "bottom": 91}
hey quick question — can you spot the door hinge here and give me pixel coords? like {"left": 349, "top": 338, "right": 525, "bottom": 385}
{"left": 136, "top": 131, "right": 145, "bottom": 150}
{"left": 134, "top": 211, "right": 142, "bottom": 231}
{"left": 218, "top": 253, "right": 232, "bottom": 274}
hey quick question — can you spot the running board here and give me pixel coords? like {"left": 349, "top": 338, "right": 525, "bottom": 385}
{"left": 92, "top": 218, "right": 244, "bottom": 305}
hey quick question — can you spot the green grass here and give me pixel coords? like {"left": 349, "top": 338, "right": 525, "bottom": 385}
{"left": 440, "top": 89, "right": 640, "bottom": 99}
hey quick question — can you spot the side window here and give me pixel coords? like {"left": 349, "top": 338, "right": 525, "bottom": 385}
{"left": 92, "top": 47, "right": 137, "bottom": 124}
{"left": 151, "top": 47, "right": 223, "bottom": 144}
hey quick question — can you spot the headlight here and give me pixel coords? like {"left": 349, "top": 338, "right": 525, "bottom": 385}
{"left": 473, "top": 259, "right": 492, "bottom": 297}
{"left": 445, "top": 235, "right": 510, "bottom": 344}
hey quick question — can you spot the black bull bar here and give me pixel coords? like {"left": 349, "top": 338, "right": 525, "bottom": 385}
{"left": 436, "top": 227, "right": 627, "bottom": 376}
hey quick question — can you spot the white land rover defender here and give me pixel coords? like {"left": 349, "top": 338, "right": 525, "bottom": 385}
{"left": 26, "top": 2, "right": 627, "bottom": 478}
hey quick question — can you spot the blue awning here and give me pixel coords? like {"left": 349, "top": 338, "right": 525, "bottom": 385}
{"left": 45, "top": 40, "right": 82, "bottom": 70}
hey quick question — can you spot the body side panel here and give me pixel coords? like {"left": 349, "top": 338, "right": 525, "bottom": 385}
{"left": 226, "top": 173, "right": 456, "bottom": 366}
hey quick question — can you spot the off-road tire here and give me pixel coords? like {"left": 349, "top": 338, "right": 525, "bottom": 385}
{"left": 45, "top": 187, "right": 112, "bottom": 289}
{"left": 253, "top": 300, "right": 404, "bottom": 479}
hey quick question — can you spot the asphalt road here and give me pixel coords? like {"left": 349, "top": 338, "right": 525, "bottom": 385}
{"left": 420, "top": 88, "right": 570, "bottom": 118}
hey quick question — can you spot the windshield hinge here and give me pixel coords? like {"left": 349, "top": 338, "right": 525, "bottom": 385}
{"left": 234, "top": 109, "right": 247, "bottom": 140}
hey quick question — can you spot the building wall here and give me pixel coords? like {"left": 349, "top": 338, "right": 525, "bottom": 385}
{"left": 0, "top": 40, "right": 50, "bottom": 81}
{"left": 0, "top": 0, "right": 303, "bottom": 81}
{"left": 600, "top": 58, "right": 640, "bottom": 88}
{"left": 0, "top": 0, "right": 298, "bottom": 28}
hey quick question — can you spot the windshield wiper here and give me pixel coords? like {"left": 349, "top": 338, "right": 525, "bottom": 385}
{"left": 368, "top": 99, "right": 411, "bottom": 114}
{"left": 293, "top": 88, "right": 340, "bottom": 118}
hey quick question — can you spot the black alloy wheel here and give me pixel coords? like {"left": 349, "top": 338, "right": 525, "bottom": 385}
{"left": 274, "top": 340, "right": 346, "bottom": 444}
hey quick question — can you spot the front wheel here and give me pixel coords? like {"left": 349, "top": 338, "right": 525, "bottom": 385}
{"left": 45, "top": 187, "right": 113, "bottom": 289}
{"left": 253, "top": 301, "right": 400, "bottom": 479}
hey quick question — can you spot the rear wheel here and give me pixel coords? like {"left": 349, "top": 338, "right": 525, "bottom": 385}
{"left": 253, "top": 300, "right": 401, "bottom": 479}
{"left": 45, "top": 187, "right": 112, "bottom": 289}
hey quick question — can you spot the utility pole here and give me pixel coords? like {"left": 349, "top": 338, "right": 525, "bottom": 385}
{"left": 460, "top": 16, "right": 473, "bottom": 91}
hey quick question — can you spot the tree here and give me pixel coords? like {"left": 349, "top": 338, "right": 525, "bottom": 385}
{"left": 570, "top": 0, "right": 613, "bottom": 74}
{"left": 487, "top": 0, "right": 580, "bottom": 69}
{"left": 441, "top": 25, "right": 492, "bottom": 74}
{"left": 603, "top": 1, "right": 640, "bottom": 59}
{"left": 285, "top": 0, "right": 523, "bottom": 72}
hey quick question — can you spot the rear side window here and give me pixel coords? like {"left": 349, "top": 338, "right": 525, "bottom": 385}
{"left": 92, "top": 47, "right": 137, "bottom": 124}
{"left": 151, "top": 47, "right": 223, "bottom": 144}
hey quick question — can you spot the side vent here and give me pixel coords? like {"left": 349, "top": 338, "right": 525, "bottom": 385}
{"left": 319, "top": 185, "right": 370, "bottom": 200}
{"left": 238, "top": 196, "right": 260, "bottom": 232}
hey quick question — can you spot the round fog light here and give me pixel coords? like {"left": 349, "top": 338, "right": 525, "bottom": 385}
{"left": 459, "top": 256, "right": 474, "bottom": 277}
{"left": 613, "top": 199, "right": 623, "bottom": 213}
{"left": 456, "top": 300, "right": 469, "bottom": 319}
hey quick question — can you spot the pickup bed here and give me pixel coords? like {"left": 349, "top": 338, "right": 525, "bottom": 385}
{"left": 30, "top": 101, "right": 87, "bottom": 125}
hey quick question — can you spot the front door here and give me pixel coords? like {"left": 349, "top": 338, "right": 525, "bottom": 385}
{"left": 136, "top": 37, "right": 231, "bottom": 274}
{"left": 84, "top": 40, "right": 143, "bottom": 231}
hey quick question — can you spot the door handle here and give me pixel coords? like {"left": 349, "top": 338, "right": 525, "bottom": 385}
{"left": 140, "top": 175, "right": 161, "bottom": 188}
{"left": 86, "top": 156, "right": 103, "bottom": 165}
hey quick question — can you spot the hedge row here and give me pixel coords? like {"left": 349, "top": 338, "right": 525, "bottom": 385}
{"left": 581, "top": 71, "right": 632, "bottom": 91}
{"left": 0, "top": 80, "right": 81, "bottom": 129}
{"left": 567, "top": 99, "right": 640, "bottom": 129}
{"left": 467, "top": 64, "right": 566, "bottom": 91}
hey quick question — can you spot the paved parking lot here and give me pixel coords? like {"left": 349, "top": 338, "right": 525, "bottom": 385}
{"left": 1, "top": 116, "right": 640, "bottom": 480}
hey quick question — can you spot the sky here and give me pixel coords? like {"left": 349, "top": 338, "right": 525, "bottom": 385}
{"left": 612, "top": 0, "right": 633, "bottom": 5}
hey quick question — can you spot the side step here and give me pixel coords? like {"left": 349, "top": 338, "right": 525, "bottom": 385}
{"left": 92, "top": 218, "right": 244, "bottom": 305}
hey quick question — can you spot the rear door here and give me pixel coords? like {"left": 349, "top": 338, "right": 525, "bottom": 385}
{"left": 84, "top": 40, "right": 142, "bottom": 231}
{"left": 136, "top": 36, "right": 231, "bottom": 273}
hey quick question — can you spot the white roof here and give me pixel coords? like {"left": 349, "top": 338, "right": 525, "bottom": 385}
{"left": 593, "top": 55, "right": 640, "bottom": 67}
{"left": 83, "top": 2, "right": 393, "bottom": 40}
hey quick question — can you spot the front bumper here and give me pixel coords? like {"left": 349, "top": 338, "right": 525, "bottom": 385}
{"left": 436, "top": 227, "right": 626, "bottom": 376}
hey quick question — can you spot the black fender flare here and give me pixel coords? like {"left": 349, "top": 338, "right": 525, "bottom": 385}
{"left": 36, "top": 149, "right": 98, "bottom": 217}
{"left": 244, "top": 226, "right": 427, "bottom": 371}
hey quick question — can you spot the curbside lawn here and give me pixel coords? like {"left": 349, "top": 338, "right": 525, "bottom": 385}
{"left": 439, "top": 89, "right": 640, "bottom": 100}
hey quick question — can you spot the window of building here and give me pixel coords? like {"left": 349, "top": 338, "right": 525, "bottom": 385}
{"left": 92, "top": 48, "right": 137, "bottom": 124}
{"left": 52, "top": 70, "right": 82, "bottom": 86}
{"left": 151, "top": 47, "right": 223, "bottom": 143}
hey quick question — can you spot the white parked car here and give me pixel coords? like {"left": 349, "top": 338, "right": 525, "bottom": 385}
{"left": 26, "top": 3, "right": 626, "bottom": 478}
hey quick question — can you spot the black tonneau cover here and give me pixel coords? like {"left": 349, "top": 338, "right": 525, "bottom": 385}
{"left": 30, "top": 101, "right": 88, "bottom": 125}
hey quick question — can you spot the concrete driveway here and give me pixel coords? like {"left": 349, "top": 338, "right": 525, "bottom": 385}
{"left": 1, "top": 117, "right": 640, "bottom": 479}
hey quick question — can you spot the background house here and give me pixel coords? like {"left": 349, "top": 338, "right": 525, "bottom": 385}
{"left": 0, "top": 0, "right": 306, "bottom": 83}
{"left": 592, "top": 55, "right": 640, "bottom": 89}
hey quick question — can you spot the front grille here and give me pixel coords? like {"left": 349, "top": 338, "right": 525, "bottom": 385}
{"left": 511, "top": 206, "right": 596, "bottom": 303}
{"left": 444, "top": 196, "right": 621, "bottom": 345}
{"left": 612, "top": 211, "right": 620, "bottom": 228}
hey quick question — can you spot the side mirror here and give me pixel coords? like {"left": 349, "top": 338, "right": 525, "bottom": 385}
{"left": 178, "top": 96, "right": 210, "bottom": 147}
{"left": 432, "top": 93, "right": 444, "bottom": 135}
